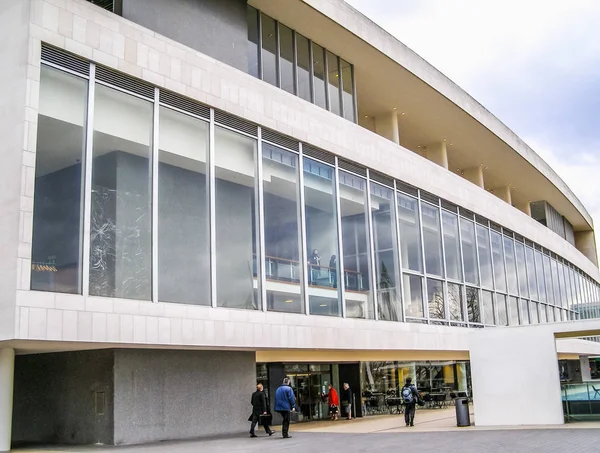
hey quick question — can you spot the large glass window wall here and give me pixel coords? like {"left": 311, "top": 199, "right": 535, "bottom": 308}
{"left": 247, "top": 7, "right": 356, "bottom": 121}
{"left": 32, "top": 59, "right": 597, "bottom": 328}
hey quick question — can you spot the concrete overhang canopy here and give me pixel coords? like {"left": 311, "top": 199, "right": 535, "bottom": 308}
{"left": 250, "top": 0, "right": 593, "bottom": 232}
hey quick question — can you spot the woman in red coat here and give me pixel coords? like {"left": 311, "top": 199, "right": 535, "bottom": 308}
{"left": 326, "top": 383, "right": 339, "bottom": 420}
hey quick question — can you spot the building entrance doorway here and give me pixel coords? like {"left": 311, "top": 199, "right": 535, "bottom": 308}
{"left": 286, "top": 364, "right": 332, "bottom": 422}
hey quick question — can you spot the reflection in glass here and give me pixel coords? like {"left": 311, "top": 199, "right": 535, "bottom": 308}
{"left": 247, "top": 6, "right": 259, "bottom": 78}
{"left": 515, "top": 242, "right": 528, "bottom": 298}
{"left": 509, "top": 296, "right": 519, "bottom": 325}
{"left": 535, "top": 251, "right": 546, "bottom": 302}
{"left": 279, "top": 24, "right": 295, "bottom": 94}
{"left": 262, "top": 143, "right": 302, "bottom": 313}
{"left": 90, "top": 84, "right": 152, "bottom": 300}
{"left": 32, "top": 66, "right": 87, "bottom": 294}
{"left": 404, "top": 274, "right": 424, "bottom": 318}
{"left": 543, "top": 255, "right": 554, "bottom": 305}
{"left": 504, "top": 236, "right": 518, "bottom": 295}
{"left": 370, "top": 183, "right": 400, "bottom": 321}
{"left": 539, "top": 303, "right": 548, "bottom": 323}
{"left": 490, "top": 231, "right": 506, "bottom": 292}
{"left": 158, "top": 107, "right": 209, "bottom": 304}
{"left": 531, "top": 302, "right": 540, "bottom": 323}
{"left": 427, "top": 278, "right": 445, "bottom": 320}
{"left": 215, "top": 127, "right": 258, "bottom": 309}
{"left": 312, "top": 43, "right": 327, "bottom": 109}
{"left": 296, "top": 33, "right": 311, "bottom": 102}
{"left": 520, "top": 299, "right": 530, "bottom": 325}
{"left": 261, "top": 13, "right": 277, "bottom": 87}
{"left": 303, "top": 157, "right": 340, "bottom": 316}
{"left": 525, "top": 247, "right": 538, "bottom": 301}
{"left": 466, "top": 287, "right": 481, "bottom": 323}
{"left": 497, "top": 294, "right": 508, "bottom": 326}
{"left": 398, "top": 194, "right": 422, "bottom": 272}
{"left": 551, "top": 259, "right": 561, "bottom": 308}
{"left": 443, "top": 211, "right": 462, "bottom": 281}
{"left": 327, "top": 51, "right": 341, "bottom": 116}
{"left": 482, "top": 290, "right": 495, "bottom": 325}
{"left": 341, "top": 59, "right": 354, "bottom": 122}
{"left": 460, "top": 219, "right": 478, "bottom": 285}
{"left": 340, "top": 170, "right": 373, "bottom": 319}
{"left": 421, "top": 202, "right": 443, "bottom": 277}
{"left": 476, "top": 225, "right": 493, "bottom": 288}
{"left": 448, "top": 283, "right": 464, "bottom": 321}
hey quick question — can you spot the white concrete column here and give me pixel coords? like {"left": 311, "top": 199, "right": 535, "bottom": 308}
{"left": 0, "top": 349, "right": 14, "bottom": 453}
{"left": 575, "top": 231, "right": 598, "bottom": 266}
{"left": 374, "top": 110, "right": 399, "bottom": 145}
{"left": 517, "top": 201, "right": 532, "bottom": 217}
{"left": 491, "top": 185, "right": 512, "bottom": 205}
{"left": 426, "top": 142, "right": 448, "bottom": 169}
{"left": 580, "top": 356, "right": 591, "bottom": 381}
{"left": 462, "top": 166, "right": 484, "bottom": 188}
{"left": 470, "top": 328, "right": 563, "bottom": 426}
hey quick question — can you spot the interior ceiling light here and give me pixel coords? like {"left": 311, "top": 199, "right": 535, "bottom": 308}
{"left": 320, "top": 304, "right": 327, "bottom": 307}
{"left": 284, "top": 299, "right": 293, "bottom": 303}
{"left": 449, "top": 143, "right": 453, "bottom": 146}
{"left": 393, "top": 107, "right": 397, "bottom": 110}
{"left": 364, "top": 115, "right": 368, "bottom": 118}
{"left": 401, "top": 112, "right": 406, "bottom": 115}
{"left": 443, "top": 138, "right": 447, "bottom": 142}
{"left": 417, "top": 145, "right": 421, "bottom": 148}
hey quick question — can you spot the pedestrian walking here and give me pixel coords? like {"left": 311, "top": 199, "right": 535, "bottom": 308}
{"left": 324, "top": 383, "right": 339, "bottom": 420}
{"left": 401, "top": 377, "right": 420, "bottom": 427}
{"left": 341, "top": 383, "right": 353, "bottom": 420}
{"left": 274, "top": 377, "right": 296, "bottom": 439}
{"left": 249, "top": 383, "right": 274, "bottom": 438}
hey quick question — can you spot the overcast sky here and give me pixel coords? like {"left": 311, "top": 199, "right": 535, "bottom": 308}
{"left": 345, "top": 0, "right": 600, "bottom": 246}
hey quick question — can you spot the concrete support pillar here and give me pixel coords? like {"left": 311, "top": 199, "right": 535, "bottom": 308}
{"left": 492, "top": 185, "right": 512, "bottom": 205}
{"left": 374, "top": 110, "right": 399, "bottom": 145}
{"left": 517, "top": 201, "right": 532, "bottom": 216}
{"left": 462, "top": 166, "right": 484, "bottom": 188}
{"left": 580, "top": 356, "right": 591, "bottom": 381}
{"left": 575, "top": 231, "right": 598, "bottom": 266}
{"left": 425, "top": 142, "right": 448, "bottom": 169}
{"left": 0, "top": 349, "right": 14, "bottom": 453}
{"left": 470, "top": 328, "right": 563, "bottom": 426}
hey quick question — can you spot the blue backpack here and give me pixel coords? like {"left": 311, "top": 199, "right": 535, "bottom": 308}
{"left": 402, "top": 385, "right": 415, "bottom": 403}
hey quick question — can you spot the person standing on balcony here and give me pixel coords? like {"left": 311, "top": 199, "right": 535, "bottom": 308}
{"left": 308, "top": 249, "right": 320, "bottom": 285}
{"left": 329, "top": 255, "right": 337, "bottom": 288}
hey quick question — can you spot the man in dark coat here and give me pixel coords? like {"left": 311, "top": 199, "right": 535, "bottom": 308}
{"left": 249, "top": 383, "right": 274, "bottom": 437}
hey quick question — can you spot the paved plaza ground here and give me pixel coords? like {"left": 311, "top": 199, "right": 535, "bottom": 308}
{"left": 16, "top": 409, "right": 600, "bottom": 453}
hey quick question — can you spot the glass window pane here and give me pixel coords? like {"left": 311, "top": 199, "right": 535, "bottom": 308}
{"left": 404, "top": 273, "right": 424, "bottom": 318}
{"left": 262, "top": 143, "right": 302, "bottom": 313}
{"left": 341, "top": 59, "right": 355, "bottom": 122}
{"left": 427, "top": 278, "right": 445, "bottom": 320}
{"left": 421, "top": 202, "right": 443, "bottom": 277}
{"left": 515, "top": 242, "right": 528, "bottom": 298}
{"left": 261, "top": 13, "right": 277, "bottom": 87}
{"left": 520, "top": 299, "right": 530, "bottom": 325}
{"left": 490, "top": 231, "right": 506, "bottom": 292}
{"left": 370, "top": 183, "right": 400, "bottom": 321}
{"left": 296, "top": 33, "right": 311, "bottom": 103}
{"left": 215, "top": 126, "right": 258, "bottom": 309}
{"left": 340, "top": 171, "right": 373, "bottom": 319}
{"left": 247, "top": 6, "right": 259, "bottom": 78}
{"left": 525, "top": 247, "right": 538, "bottom": 300}
{"left": 443, "top": 211, "right": 462, "bottom": 281}
{"left": 476, "top": 225, "right": 493, "bottom": 289}
{"left": 460, "top": 219, "right": 478, "bottom": 285}
{"left": 448, "top": 283, "right": 464, "bottom": 321}
{"left": 548, "top": 305, "right": 555, "bottom": 322}
{"left": 504, "top": 237, "right": 518, "bottom": 295}
{"left": 158, "top": 107, "right": 209, "bottom": 304}
{"left": 543, "top": 255, "right": 554, "bottom": 305}
{"left": 539, "top": 303, "right": 548, "bottom": 323}
{"left": 482, "top": 290, "right": 495, "bottom": 325}
{"left": 312, "top": 42, "right": 327, "bottom": 109}
{"left": 326, "top": 51, "right": 341, "bottom": 116}
{"left": 32, "top": 66, "right": 87, "bottom": 294}
{"left": 304, "top": 157, "right": 340, "bottom": 316}
{"left": 531, "top": 302, "right": 540, "bottom": 324}
{"left": 497, "top": 294, "right": 508, "bottom": 326}
{"left": 279, "top": 24, "right": 295, "bottom": 94}
{"left": 398, "top": 193, "right": 422, "bottom": 272}
{"left": 535, "top": 251, "right": 546, "bottom": 302}
{"left": 90, "top": 84, "right": 152, "bottom": 300}
{"left": 509, "top": 296, "right": 519, "bottom": 325}
{"left": 551, "top": 259, "right": 561, "bottom": 308}
{"left": 466, "top": 287, "right": 481, "bottom": 323}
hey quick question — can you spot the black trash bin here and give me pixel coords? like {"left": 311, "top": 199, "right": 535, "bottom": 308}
{"left": 455, "top": 397, "right": 470, "bottom": 427}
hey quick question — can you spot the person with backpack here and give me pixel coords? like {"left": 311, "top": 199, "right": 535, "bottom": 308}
{"left": 401, "top": 377, "right": 420, "bottom": 427}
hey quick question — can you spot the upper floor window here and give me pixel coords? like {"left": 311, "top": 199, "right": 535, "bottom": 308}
{"left": 85, "top": 0, "right": 122, "bottom": 14}
{"left": 247, "top": 6, "right": 356, "bottom": 122}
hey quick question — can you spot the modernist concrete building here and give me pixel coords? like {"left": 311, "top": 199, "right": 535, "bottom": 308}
{"left": 1, "top": 0, "right": 600, "bottom": 448}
